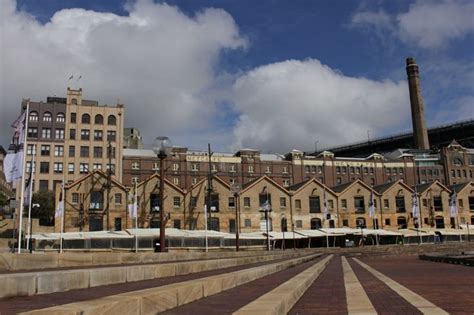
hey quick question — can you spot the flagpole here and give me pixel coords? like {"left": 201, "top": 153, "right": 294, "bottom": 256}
{"left": 60, "top": 178, "right": 65, "bottom": 253}
{"left": 134, "top": 181, "right": 138, "bottom": 253}
{"left": 18, "top": 102, "right": 30, "bottom": 254}
{"left": 323, "top": 188, "right": 329, "bottom": 248}
{"left": 204, "top": 204, "right": 208, "bottom": 252}
{"left": 26, "top": 151, "right": 36, "bottom": 251}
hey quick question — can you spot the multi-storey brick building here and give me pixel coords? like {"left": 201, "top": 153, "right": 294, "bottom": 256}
{"left": 15, "top": 88, "right": 124, "bottom": 194}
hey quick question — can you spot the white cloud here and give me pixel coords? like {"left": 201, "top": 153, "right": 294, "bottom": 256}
{"left": 398, "top": 0, "right": 474, "bottom": 49}
{"left": 350, "top": 0, "right": 474, "bottom": 49}
{"left": 230, "top": 59, "right": 410, "bottom": 152}
{"left": 0, "top": 0, "right": 246, "bottom": 147}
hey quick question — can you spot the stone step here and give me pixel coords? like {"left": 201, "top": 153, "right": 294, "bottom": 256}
{"left": 0, "top": 251, "right": 305, "bottom": 298}
{"left": 20, "top": 253, "right": 322, "bottom": 315}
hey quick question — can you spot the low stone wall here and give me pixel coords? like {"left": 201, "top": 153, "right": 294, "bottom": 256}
{"left": 0, "top": 249, "right": 281, "bottom": 272}
{"left": 317, "top": 242, "right": 474, "bottom": 257}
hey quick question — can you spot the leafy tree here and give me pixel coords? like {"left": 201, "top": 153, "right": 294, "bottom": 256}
{"left": 31, "top": 190, "right": 55, "bottom": 226}
{"left": 0, "top": 192, "right": 8, "bottom": 208}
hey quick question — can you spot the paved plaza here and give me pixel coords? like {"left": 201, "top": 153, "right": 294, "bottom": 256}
{"left": 0, "top": 249, "right": 473, "bottom": 314}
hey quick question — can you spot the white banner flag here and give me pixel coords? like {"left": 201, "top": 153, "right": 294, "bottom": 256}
{"left": 412, "top": 190, "right": 419, "bottom": 219}
{"left": 4, "top": 151, "right": 24, "bottom": 183}
{"left": 55, "top": 183, "right": 64, "bottom": 218}
{"left": 449, "top": 191, "right": 458, "bottom": 218}
{"left": 368, "top": 190, "right": 375, "bottom": 218}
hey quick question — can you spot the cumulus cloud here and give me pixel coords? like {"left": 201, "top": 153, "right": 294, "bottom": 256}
{"left": 230, "top": 59, "right": 410, "bottom": 152}
{"left": 0, "top": 0, "right": 246, "bottom": 147}
{"left": 350, "top": 0, "right": 474, "bottom": 49}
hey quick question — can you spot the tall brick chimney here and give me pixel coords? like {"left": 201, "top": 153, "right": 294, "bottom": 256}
{"left": 406, "top": 57, "right": 430, "bottom": 150}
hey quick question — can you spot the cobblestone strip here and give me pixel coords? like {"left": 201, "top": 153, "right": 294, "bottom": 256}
{"left": 341, "top": 256, "right": 376, "bottom": 315}
{"left": 352, "top": 258, "right": 448, "bottom": 315}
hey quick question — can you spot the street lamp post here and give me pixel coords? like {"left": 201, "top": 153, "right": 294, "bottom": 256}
{"left": 153, "top": 136, "right": 172, "bottom": 253}
{"left": 259, "top": 198, "right": 272, "bottom": 251}
{"left": 29, "top": 203, "right": 40, "bottom": 253}
{"left": 230, "top": 184, "right": 241, "bottom": 251}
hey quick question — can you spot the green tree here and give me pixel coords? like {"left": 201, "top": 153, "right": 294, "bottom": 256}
{"left": 0, "top": 192, "right": 8, "bottom": 208}
{"left": 31, "top": 190, "right": 55, "bottom": 226}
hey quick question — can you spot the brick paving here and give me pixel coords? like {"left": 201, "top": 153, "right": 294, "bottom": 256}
{"left": 162, "top": 255, "right": 325, "bottom": 315}
{"left": 289, "top": 255, "right": 347, "bottom": 315}
{"left": 348, "top": 258, "right": 422, "bottom": 315}
{"left": 0, "top": 255, "right": 304, "bottom": 315}
{"left": 360, "top": 256, "right": 474, "bottom": 314}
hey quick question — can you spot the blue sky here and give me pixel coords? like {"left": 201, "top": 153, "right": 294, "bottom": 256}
{"left": 1, "top": 0, "right": 473, "bottom": 152}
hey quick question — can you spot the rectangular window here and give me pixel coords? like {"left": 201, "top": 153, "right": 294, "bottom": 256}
{"left": 55, "top": 129, "right": 64, "bottom": 139}
{"left": 115, "top": 194, "right": 122, "bottom": 204}
{"left": 280, "top": 197, "right": 286, "bottom": 208}
{"left": 265, "top": 166, "right": 271, "bottom": 173}
{"left": 27, "top": 144, "right": 36, "bottom": 155}
{"left": 211, "top": 164, "right": 218, "bottom": 172}
{"left": 395, "top": 196, "right": 406, "bottom": 213}
{"left": 40, "top": 162, "right": 49, "bottom": 173}
{"left": 70, "top": 113, "right": 76, "bottom": 123}
{"left": 26, "top": 161, "right": 36, "bottom": 173}
{"left": 328, "top": 200, "right": 334, "bottom": 209}
{"left": 80, "top": 163, "right": 89, "bottom": 174}
{"left": 341, "top": 199, "right": 347, "bottom": 209}
{"left": 282, "top": 166, "right": 288, "bottom": 174}
{"left": 173, "top": 196, "right": 180, "bottom": 208}
{"left": 283, "top": 179, "right": 290, "bottom": 187}
{"left": 152, "top": 163, "right": 159, "bottom": 171}
{"left": 205, "top": 193, "right": 219, "bottom": 212}
{"left": 248, "top": 165, "right": 254, "bottom": 173}
{"left": 94, "top": 130, "right": 103, "bottom": 141}
{"left": 93, "top": 147, "right": 103, "bottom": 158}
{"left": 173, "top": 177, "right": 179, "bottom": 185}
{"left": 192, "top": 177, "right": 197, "bottom": 185}
{"left": 41, "top": 128, "right": 51, "bottom": 139}
{"left": 68, "top": 163, "right": 74, "bottom": 174}
{"left": 229, "top": 164, "right": 236, "bottom": 173}
{"left": 106, "top": 146, "right": 116, "bottom": 159}
{"left": 295, "top": 199, "right": 301, "bottom": 210}
{"left": 131, "top": 162, "right": 140, "bottom": 170}
{"left": 228, "top": 197, "right": 235, "bottom": 207}
{"left": 342, "top": 219, "right": 349, "bottom": 227}
{"left": 54, "top": 145, "right": 64, "bottom": 157}
{"left": 68, "top": 145, "right": 75, "bottom": 157}
{"left": 90, "top": 191, "right": 104, "bottom": 210}
{"left": 354, "top": 196, "right": 365, "bottom": 213}
{"left": 191, "top": 163, "right": 199, "bottom": 171}
{"left": 296, "top": 220, "right": 303, "bottom": 228}
{"left": 28, "top": 127, "right": 38, "bottom": 138}
{"left": 259, "top": 193, "right": 271, "bottom": 207}
{"left": 172, "top": 163, "right": 179, "bottom": 171}
{"left": 69, "top": 129, "right": 76, "bottom": 140}
{"left": 244, "top": 197, "right": 250, "bottom": 208}
{"left": 469, "top": 197, "right": 474, "bottom": 210}
{"left": 384, "top": 199, "right": 389, "bottom": 208}
{"left": 107, "top": 130, "right": 116, "bottom": 141}
{"left": 80, "top": 146, "right": 89, "bottom": 157}
{"left": 72, "top": 193, "right": 79, "bottom": 204}
{"left": 80, "top": 129, "right": 90, "bottom": 140}
{"left": 53, "top": 162, "right": 63, "bottom": 173}
{"left": 40, "top": 145, "right": 50, "bottom": 156}
{"left": 173, "top": 219, "right": 181, "bottom": 229}
{"left": 309, "top": 196, "right": 321, "bottom": 213}
{"left": 433, "top": 197, "right": 443, "bottom": 211}
{"left": 190, "top": 196, "right": 198, "bottom": 208}
{"left": 93, "top": 163, "right": 102, "bottom": 170}
{"left": 106, "top": 163, "right": 115, "bottom": 175}
{"left": 39, "top": 180, "right": 48, "bottom": 191}
{"left": 385, "top": 219, "right": 391, "bottom": 226}
{"left": 244, "top": 219, "right": 251, "bottom": 228}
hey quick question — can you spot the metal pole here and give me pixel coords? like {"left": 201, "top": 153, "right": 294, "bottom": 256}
{"left": 265, "top": 210, "right": 270, "bottom": 251}
{"left": 18, "top": 102, "right": 30, "bottom": 253}
{"left": 27, "top": 150, "right": 35, "bottom": 252}
{"left": 106, "top": 142, "right": 112, "bottom": 231}
{"left": 159, "top": 154, "right": 166, "bottom": 252}
{"left": 59, "top": 181, "right": 65, "bottom": 253}
{"left": 134, "top": 181, "right": 138, "bottom": 253}
{"left": 235, "top": 192, "right": 240, "bottom": 251}
{"left": 467, "top": 223, "right": 470, "bottom": 242}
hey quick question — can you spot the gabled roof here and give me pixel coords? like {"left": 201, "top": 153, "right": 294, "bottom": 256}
{"left": 413, "top": 180, "right": 450, "bottom": 193}
{"left": 372, "top": 180, "right": 413, "bottom": 194}
{"left": 288, "top": 178, "right": 336, "bottom": 196}
{"left": 65, "top": 170, "right": 126, "bottom": 190}
{"left": 449, "top": 181, "right": 472, "bottom": 194}
{"left": 331, "top": 179, "right": 376, "bottom": 195}
{"left": 240, "top": 175, "right": 289, "bottom": 194}
{"left": 189, "top": 175, "right": 231, "bottom": 191}
{"left": 137, "top": 173, "right": 184, "bottom": 194}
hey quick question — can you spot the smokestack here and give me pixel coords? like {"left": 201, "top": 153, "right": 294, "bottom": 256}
{"left": 406, "top": 57, "right": 430, "bottom": 150}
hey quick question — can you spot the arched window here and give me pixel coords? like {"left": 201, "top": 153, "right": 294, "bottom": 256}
{"left": 56, "top": 112, "right": 65, "bottom": 123}
{"left": 107, "top": 115, "right": 116, "bottom": 125}
{"left": 356, "top": 217, "right": 366, "bottom": 228}
{"left": 43, "top": 111, "right": 52, "bottom": 122}
{"left": 453, "top": 158, "right": 463, "bottom": 166}
{"left": 397, "top": 216, "right": 407, "bottom": 229}
{"left": 29, "top": 111, "right": 39, "bottom": 121}
{"left": 94, "top": 114, "right": 103, "bottom": 125}
{"left": 71, "top": 98, "right": 77, "bottom": 105}
{"left": 310, "top": 218, "right": 322, "bottom": 229}
{"left": 81, "top": 113, "right": 90, "bottom": 124}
